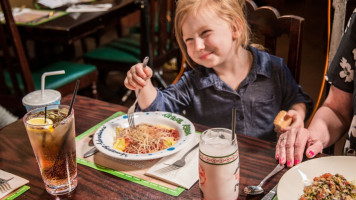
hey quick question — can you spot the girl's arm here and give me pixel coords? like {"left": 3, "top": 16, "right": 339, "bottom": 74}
{"left": 136, "top": 79, "right": 158, "bottom": 109}
{"left": 290, "top": 102, "right": 306, "bottom": 122}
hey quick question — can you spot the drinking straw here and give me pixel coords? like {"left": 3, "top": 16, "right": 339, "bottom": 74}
{"left": 50, "top": 80, "right": 80, "bottom": 176}
{"left": 67, "top": 80, "right": 80, "bottom": 116}
{"left": 44, "top": 106, "right": 47, "bottom": 123}
{"left": 42, "top": 106, "right": 48, "bottom": 148}
{"left": 231, "top": 106, "right": 237, "bottom": 141}
{"left": 41, "top": 70, "right": 65, "bottom": 98}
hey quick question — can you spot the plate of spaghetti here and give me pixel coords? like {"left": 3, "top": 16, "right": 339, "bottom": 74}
{"left": 93, "top": 111, "right": 195, "bottom": 160}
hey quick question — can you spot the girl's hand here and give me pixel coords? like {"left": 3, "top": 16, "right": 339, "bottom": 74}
{"left": 275, "top": 128, "right": 323, "bottom": 168}
{"left": 124, "top": 63, "right": 153, "bottom": 90}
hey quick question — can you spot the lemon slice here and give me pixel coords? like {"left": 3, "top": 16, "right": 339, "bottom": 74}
{"left": 27, "top": 118, "right": 54, "bottom": 132}
{"left": 27, "top": 118, "right": 53, "bottom": 125}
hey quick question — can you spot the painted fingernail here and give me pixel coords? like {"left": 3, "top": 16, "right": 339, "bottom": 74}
{"left": 279, "top": 157, "right": 284, "bottom": 163}
{"left": 287, "top": 160, "right": 291, "bottom": 167}
{"left": 308, "top": 150, "right": 314, "bottom": 157}
{"left": 275, "top": 154, "right": 279, "bottom": 159}
{"left": 294, "top": 159, "right": 299, "bottom": 165}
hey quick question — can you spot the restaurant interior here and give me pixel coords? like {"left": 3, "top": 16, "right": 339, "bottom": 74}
{"left": 0, "top": 0, "right": 354, "bottom": 149}
{"left": 0, "top": 0, "right": 335, "bottom": 115}
{"left": 1, "top": 0, "right": 356, "bottom": 199}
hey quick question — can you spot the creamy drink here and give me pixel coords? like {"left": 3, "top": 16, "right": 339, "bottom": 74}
{"left": 199, "top": 128, "right": 239, "bottom": 200}
{"left": 23, "top": 105, "right": 77, "bottom": 195}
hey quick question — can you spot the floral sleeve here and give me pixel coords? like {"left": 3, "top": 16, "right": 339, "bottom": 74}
{"left": 326, "top": 10, "right": 356, "bottom": 93}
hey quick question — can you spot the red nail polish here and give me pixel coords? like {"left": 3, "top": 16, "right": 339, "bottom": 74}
{"left": 279, "top": 157, "right": 284, "bottom": 163}
{"left": 294, "top": 159, "right": 299, "bottom": 165}
{"left": 287, "top": 161, "right": 291, "bottom": 166}
{"left": 308, "top": 150, "right": 314, "bottom": 156}
{"left": 275, "top": 154, "right": 279, "bottom": 159}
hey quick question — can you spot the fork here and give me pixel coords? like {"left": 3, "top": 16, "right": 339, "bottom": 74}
{"left": 127, "top": 56, "right": 149, "bottom": 128}
{"left": 168, "top": 143, "right": 199, "bottom": 168}
{"left": 0, "top": 177, "right": 13, "bottom": 193}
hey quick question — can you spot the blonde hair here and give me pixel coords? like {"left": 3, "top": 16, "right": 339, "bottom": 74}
{"left": 174, "top": 0, "right": 250, "bottom": 68}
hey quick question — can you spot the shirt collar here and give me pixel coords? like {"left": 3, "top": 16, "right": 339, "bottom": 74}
{"left": 248, "top": 45, "right": 272, "bottom": 79}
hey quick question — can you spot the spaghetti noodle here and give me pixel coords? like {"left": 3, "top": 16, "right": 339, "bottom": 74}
{"left": 113, "top": 123, "right": 180, "bottom": 154}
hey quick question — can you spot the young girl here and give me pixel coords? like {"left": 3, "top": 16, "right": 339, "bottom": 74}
{"left": 124, "top": 0, "right": 313, "bottom": 141}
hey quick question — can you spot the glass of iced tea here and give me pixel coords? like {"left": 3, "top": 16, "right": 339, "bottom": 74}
{"left": 23, "top": 104, "right": 77, "bottom": 195}
{"left": 199, "top": 128, "right": 239, "bottom": 200}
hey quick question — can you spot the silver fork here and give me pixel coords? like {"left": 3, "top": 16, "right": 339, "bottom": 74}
{"left": 127, "top": 56, "right": 149, "bottom": 128}
{"left": 169, "top": 143, "right": 199, "bottom": 168}
{"left": 155, "top": 143, "right": 199, "bottom": 173}
{"left": 0, "top": 177, "right": 13, "bottom": 193}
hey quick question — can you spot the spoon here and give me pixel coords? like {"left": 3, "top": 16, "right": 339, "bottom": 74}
{"left": 244, "top": 164, "right": 284, "bottom": 195}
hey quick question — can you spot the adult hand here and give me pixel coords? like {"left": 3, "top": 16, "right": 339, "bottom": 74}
{"left": 280, "top": 109, "right": 304, "bottom": 132}
{"left": 275, "top": 128, "right": 323, "bottom": 167}
{"left": 124, "top": 63, "right": 153, "bottom": 90}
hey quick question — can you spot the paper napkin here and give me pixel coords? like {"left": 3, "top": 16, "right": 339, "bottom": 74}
{"left": 145, "top": 133, "right": 200, "bottom": 189}
{"left": 66, "top": 4, "right": 112, "bottom": 12}
{"left": 0, "top": 170, "right": 29, "bottom": 199}
{"left": 38, "top": 0, "right": 93, "bottom": 9}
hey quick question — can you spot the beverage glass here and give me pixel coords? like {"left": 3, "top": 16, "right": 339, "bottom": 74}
{"left": 199, "top": 128, "right": 239, "bottom": 200}
{"left": 23, "top": 105, "right": 77, "bottom": 195}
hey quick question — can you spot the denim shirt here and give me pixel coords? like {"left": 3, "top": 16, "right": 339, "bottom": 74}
{"left": 139, "top": 46, "right": 313, "bottom": 141}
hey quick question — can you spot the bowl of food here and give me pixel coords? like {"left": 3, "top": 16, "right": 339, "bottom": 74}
{"left": 93, "top": 111, "right": 195, "bottom": 160}
{"left": 277, "top": 156, "right": 356, "bottom": 199}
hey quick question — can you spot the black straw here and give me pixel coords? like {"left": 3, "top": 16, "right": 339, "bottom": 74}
{"left": 231, "top": 106, "right": 237, "bottom": 141}
{"left": 44, "top": 106, "right": 47, "bottom": 123}
{"left": 42, "top": 106, "right": 48, "bottom": 148}
{"left": 67, "top": 80, "right": 80, "bottom": 116}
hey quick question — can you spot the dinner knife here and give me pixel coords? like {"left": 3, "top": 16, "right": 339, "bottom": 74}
{"left": 261, "top": 184, "right": 277, "bottom": 200}
{"left": 83, "top": 147, "right": 99, "bottom": 158}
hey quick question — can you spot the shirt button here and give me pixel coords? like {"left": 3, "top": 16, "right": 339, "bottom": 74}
{"left": 238, "top": 115, "right": 244, "bottom": 120}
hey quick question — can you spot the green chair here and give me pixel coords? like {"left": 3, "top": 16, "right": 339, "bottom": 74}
{"left": 83, "top": 0, "right": 181, "bottom": 103}
{"left": 0, "top": 0, "right": 98, "bottom": 116}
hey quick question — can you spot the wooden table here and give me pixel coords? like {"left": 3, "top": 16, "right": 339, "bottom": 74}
{"left": 0, "top": 95, "right": 287, "bottom": 199}
{"left": 17, "top": 0, "right": 137, "bottom": 45}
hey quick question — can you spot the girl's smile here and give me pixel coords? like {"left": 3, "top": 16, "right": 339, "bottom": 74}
{"left": 199, "top": 52, "right": 213, "bottom": 60}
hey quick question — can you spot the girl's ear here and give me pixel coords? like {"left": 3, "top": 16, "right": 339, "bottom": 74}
{"left": 232, "top": 18, "right": 242, "bottom": 39}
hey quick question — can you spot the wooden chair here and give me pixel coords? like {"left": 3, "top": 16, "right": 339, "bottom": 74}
{"left": 0, "top": 0, "right": 98, "bottom": 116}
{"left": 83, "top": 0, "right": 181, "bottom": 102}
{"left": 245, "top": 0, "right": 304, "bottom": 83}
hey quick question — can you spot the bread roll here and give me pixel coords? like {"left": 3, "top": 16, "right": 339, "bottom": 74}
{"left": 273, "top": 110, "right": 292, "bottom": 132}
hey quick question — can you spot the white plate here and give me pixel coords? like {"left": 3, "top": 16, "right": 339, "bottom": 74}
{"left": 277, "top": 156, "right": 356, "bottom": 200}
{"left": 93, "top": 111, "right": 195, "bottom": 160}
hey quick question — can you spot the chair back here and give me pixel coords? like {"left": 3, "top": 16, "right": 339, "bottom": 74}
{"left": 139, "top": 0, "right": 181, "bottom": 87}
{"left": 0, "top": 0, "right": 35, "bottom": 95}
{"left": 0, "top": 0, "right": 36, "bottom": 115}
{"left": 0, "top": 0, "right": 98, "bottom": 115}
{"left": 246, "top": 0, "right": 304, "bottom": 83}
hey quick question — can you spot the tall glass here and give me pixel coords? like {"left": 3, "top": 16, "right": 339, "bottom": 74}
{"left": 199, "top": 128, "right": 239, "bottom": 200}
{"left": 23, "top": 105, "right": 77, "bottom": 195}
